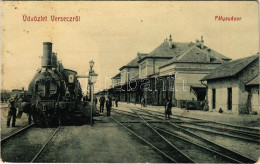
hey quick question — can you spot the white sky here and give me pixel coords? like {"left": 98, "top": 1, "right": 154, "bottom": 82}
{"left": 1, "top": 1, "right": 259, "bottom": 93}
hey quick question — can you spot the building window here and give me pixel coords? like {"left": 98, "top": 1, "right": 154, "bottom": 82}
{"left": 227, "top": 88, "right": 232, "bottom": 110}
{"left": 212, "top": 89, "right": 216, "bottom": 109}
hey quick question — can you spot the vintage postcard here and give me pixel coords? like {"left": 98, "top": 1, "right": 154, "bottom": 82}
{"left": 1, "top": 1, "right": 259, "bottom": 163}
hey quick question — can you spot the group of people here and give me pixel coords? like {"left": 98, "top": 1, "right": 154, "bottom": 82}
{"left": 99, "top": 95, "right": 112, "bottom": 116}
{"left": 98, "top": 95, "right": 119, "bottom": 116}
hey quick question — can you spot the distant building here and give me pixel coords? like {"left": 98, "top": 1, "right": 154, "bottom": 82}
{"left": 201, "top": 54, "right": 259, "bottom": 114}
{"left": 120, "top": 52, "right": 147, "bottom": 84}
{"left": 1, "top": 89, "right": 12, "bottom": 102}
{"left": 116, "top": 53, "right": 147, "bottom": 103}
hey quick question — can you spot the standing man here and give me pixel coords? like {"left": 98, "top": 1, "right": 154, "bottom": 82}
{"left": 99, "top": 95, "right": 105, "bottom": 113}
{"left": 7, "top": 98, "right": 17, "bottom": 127}
{"left": 108, "top": 96, "right": 112, "bottom": 108}
{"left": 115, "top": 97, "right": 119, "bottom": 107}
{"left": 165, "top": 98, "right": 172, "bottom": 119}
{"left": 105, "top": 98, "right": 112, "bottom": 116}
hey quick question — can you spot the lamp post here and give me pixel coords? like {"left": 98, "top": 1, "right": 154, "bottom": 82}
{"left": 88, "top": 60, "right": 98, "bottom": 126}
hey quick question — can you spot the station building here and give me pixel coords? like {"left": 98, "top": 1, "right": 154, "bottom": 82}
{"left": 201, "top": 54, "right": 259, "bottom": 114}
{"left": 136, "top": 35, "right": 230, "bottom": 106}
{"left": 155, "top": 38, "right": 231, "bottom": 106}
{"left": 105, "top": 35, "right": 232, "bottom": 107}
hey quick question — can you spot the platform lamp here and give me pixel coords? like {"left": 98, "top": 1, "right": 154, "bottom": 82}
{"left": 88, "top": 60, "right": 98, "bottom": 126}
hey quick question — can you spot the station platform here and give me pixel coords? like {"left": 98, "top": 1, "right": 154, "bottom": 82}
{"left": 112, "top": 102, "right": 260, "bottom": 129}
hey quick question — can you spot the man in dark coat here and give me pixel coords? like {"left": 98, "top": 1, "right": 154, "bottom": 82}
{"left": 105, "top": 98, "right": 112, "bottom": 116}
{"left": 99, "top": 95, "right": 105, "bottom": 113}
{"left": 108, "top": 96, "right": 112, "bottom": 107}
{"left": 115, "top": 97, "right": 119, "bottom": 107}
{"left": 165, "top": 98, "right": 172, "bottom": 119}
{"left": 7, "top": 98, "right": 17, "bottom": 127}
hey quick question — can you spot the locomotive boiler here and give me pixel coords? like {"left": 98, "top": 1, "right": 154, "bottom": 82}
{"left": 15, "top": 42, "right": 92, "bottom": 126}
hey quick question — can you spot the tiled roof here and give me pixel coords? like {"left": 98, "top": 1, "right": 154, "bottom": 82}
{"left": 111, "top": 73, "right": 121, "bottom": 79}
{"left": 147, "top": 41, "right": 190, "bottom": 58}
{"left": 119, "top": 53, "right": 147, "bottom": 70}
{"left": 138, "top": 41, "right": 190, "bottom": 63}
{"left": 160, "top": 46, "right": 227, "bottom": 68}
{"left": 139, "top": 40, "right": 231, "bottom": 64}
{"left": 201, "top": 54, "right": 259, "bottom": 81}
{"left": 246, "top": 75, "right": 259, "bottom": 85}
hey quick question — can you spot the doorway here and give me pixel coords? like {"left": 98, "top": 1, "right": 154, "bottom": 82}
{"left": 212, "top": 89, "right": 216, "bottom": 109}
{"left": 227, "top": 88, "right": 232, "bottom": 110}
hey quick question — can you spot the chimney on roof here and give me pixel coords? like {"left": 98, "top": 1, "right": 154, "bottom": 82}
{"left": 137, "top": 52, "right": 141, "bottom": 59}
{"left": 201, "top": 36, "right": 204, "bottom": 49}
{"left": 168, "top": 34, "right": 173, "bottom": 48}
{"left": 207, "top": 49, "right": 211, "bottom": 62}
{"left": 195, "top": 39, "right": 200, "bottom": 46}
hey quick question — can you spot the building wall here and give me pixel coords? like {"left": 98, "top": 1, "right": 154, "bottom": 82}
{"left": 120, "top": 69, "right": 127, "bottom": 84}
{"left": 128, "top": 68, "right": 139, "bottom": 80}
{"left": 207, "top": 78, "right": 240, "bottom": 113}
{"left": 175, "top": 73, "right": 207, "bottom": 101}
{"left": 160, "top": 63, "right": 221, "bottom": 102}
{"left": 160, "top": 63, "right": 221, "bottom": 76}
{"left": 121, "top": 68, "right": 139, "bottom": 84}
{"left": 139, "top": 61, "right": 147, "bottom": 79}
{"left": 139, "top": 58, "right": 169, "bottom": 79}
{"left": 250, "top": 86, "right": 259, "bottom": 112}
{"left": 207, "top": 58, "right": 259, "bottom": 114}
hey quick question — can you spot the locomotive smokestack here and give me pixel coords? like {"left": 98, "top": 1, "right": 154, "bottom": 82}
{"left": 42, "top": 42, "right": 53, "bottom": 68}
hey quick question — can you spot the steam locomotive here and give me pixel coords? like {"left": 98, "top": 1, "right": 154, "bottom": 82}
{"left": 15, "top": 42, "right": 92, "bottom": 126}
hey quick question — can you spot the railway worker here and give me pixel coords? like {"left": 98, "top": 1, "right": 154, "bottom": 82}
{"left": 115, "top": 97, "right": 119, "bottom": 107}
{"left": 7, "top": 98, "right": 17, "bottom": 127}
{"left": 105, "top": 98, "right": 112, "bottom": 116}
{"left": 108, "top": 96, "right": 112, "bottom": 107}
{"left": 99, "top": 95, "right": 105, "bottom": 113}
{"left": 165, "top": 98, "right": 172, "bottom": 119}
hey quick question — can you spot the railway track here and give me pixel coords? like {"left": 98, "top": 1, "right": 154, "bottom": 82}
{"left": 30, "top": 126, "right": 61, "bottom": 162}
{"left": 1, "top": 124, "right": 61, "bottom": 163}
{"left": 1, "top": 123, "right": 36, "bottom": 143}
{"left": 111, "top": 114, "right": 194, "bottom": 162}
{"left": 135, "top": 107, "right": 257, "bottom": 163}
{"left": 135, "top": 106, "right": 260, "bottom": 131}
{"left": 132, "top": 107, "right": 260, "bottom": 144}
{"left": 114, "top": 107, "right": 260, "bottom": 143}
{"left": 112, "top": 107, "right": 257, "bottom": 163}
